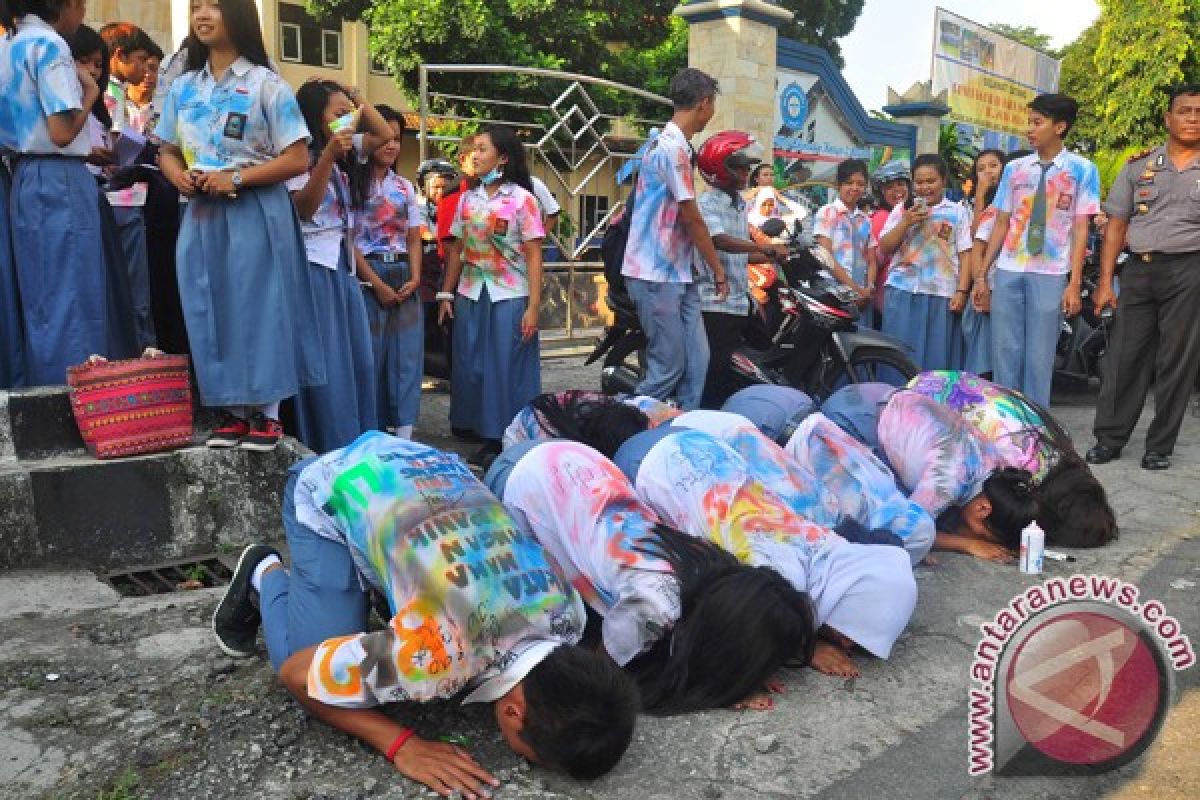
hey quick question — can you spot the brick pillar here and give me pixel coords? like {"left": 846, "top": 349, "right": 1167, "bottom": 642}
{"left": 674, "top": 0, "right": 794, "bottom": 157}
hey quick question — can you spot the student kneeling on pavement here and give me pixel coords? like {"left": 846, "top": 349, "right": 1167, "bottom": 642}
{"left": 212, "top": 432, "right": 639, "bottom": 797}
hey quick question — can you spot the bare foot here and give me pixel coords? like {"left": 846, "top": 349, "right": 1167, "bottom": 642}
{"left": 811, "top": 641, "right": 861, "bottom": 678}
{"left": 922, "top": 553, "right": 940, "bottom": 567}
{"left": 733, "top": 680, "right": 787, "bottom": 711}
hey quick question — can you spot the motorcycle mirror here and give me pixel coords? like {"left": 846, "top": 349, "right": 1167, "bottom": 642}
{"left": 759, "top": 218, "right": 787, "bottom": 238}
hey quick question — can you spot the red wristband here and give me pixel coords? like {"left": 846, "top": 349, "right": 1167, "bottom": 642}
{"left": 385, "top": 728, "right": 416, "bottom": 761}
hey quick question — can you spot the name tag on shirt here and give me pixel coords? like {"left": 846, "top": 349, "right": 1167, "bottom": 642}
{"left": 1056, "top": 192, "right": 1074, "bottom": 211}
{"left": 224, "top": 112, "right": 248, "bottom": 140}
{"left": 493, "top": 216, "right": 510, "bottom": 236}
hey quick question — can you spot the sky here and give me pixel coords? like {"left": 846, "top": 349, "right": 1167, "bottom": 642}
{"left": 838, "top": 0, "right": 1100, "bottom": 112}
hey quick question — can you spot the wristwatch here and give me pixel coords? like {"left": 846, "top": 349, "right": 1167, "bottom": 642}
{"left": 231, "top": 169, "right": 243, "bottom": 190}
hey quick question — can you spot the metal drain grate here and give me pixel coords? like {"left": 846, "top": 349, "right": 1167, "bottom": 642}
{"left": 102, "top": 554, "right": 235, "bottom": 597}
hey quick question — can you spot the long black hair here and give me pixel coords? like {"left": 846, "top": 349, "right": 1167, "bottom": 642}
{"left": 625, "top": 525, "right": 816, "bottom": 715}
{"left": 347, "top": 104, "right": 404, "bottom": 211}
{"left": 68, "top": 24, "right": 111, "bottom": 129}
{"left": 480, "top": 124, "right": 533, "bottom": 195}
{"left": 981, "top": 467, "right": 1040, "bottom": 549}
{"left": 971, "top": 148, "right": 1006, "bottom": 208}
{"left": 182, "top": 0, "right": 270, "bottom": 72}
{"left": 529, "top": 391, "right": 650, "bottom": 458}
{"left": 1, "top": 0, "right": 70, "bottom": 29}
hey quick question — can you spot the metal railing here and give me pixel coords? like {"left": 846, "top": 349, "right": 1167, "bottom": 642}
{"left": 417, "top": 65, "right": 671, "bottom": 344}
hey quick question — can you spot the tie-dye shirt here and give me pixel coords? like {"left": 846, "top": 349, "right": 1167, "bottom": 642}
{"left": 500, "top": 392, "right": 681, "bottom": 451}
{"left": 784, "top": 412, "right": 936, "bottom": 564}
{"left": 621, "top": 121, "right": 697, "bottom": 283}
{"left": 881, "top": 198, "right": 974, "bottom": 298}
{"left": 154, "top": 57, "right": 309, "bottom": 172}
{"left": 907, "top": 370, "right": 1056, "bottom": 482}
{"left": 993, "top": 151, "right": 1101, "bottom": 276}
{"left": 498, "top": 440, "right": 680, "bottom": 666}
{"left": 355, "top": 171, "right": 422, "bottom": 256}
{"left": 671, "top": 409, "right": 839, "bottom": 529}
{"left": 450, "top": 182, "right": 545, "bottom": 302}
{"left": 877, "top": 390, "right": 997, "bottom": 519}
{"left": 287, "top": 142, "right": 361, "bottom": 270}
{"left": 614, "top": 428, "right": 841, "bottom": 590}
{"left": 0, "top": 16, "right": 89, "bottom": 156}
{"left": 295, "top": 432, "right": 585, "bottom": 709}
{"left": 814, "top": 198, "right": 877, "bottom": 286}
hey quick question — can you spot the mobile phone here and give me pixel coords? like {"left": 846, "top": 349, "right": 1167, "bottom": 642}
{"left": 913, "top": 196, "right": 928, "bottom": 212}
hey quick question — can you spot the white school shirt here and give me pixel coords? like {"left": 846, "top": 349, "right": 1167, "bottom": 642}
{"left": 295, "top": 432, "right": 586, "bottom": 709}
{"left": 0, "top": 15, "right": 90, "bottom": 156}
{"left": 499, "top": 440, "right": 681, "bottom": 666}
{"left": 286, "top": 136, "right": 366, "bottom": 270}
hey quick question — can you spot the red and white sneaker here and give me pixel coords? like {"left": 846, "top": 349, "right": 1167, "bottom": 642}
{"left": 207, "top": 413, "right": 251, "bottom": 448}
{"left": 240, "top": 414, "right": 285, "bottom": 452}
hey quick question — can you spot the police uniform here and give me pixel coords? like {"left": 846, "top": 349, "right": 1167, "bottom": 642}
{"left": 1092, "top": 146, "right": 1200, "bottom": 458}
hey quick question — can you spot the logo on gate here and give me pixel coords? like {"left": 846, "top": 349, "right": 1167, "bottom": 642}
{"left": 779, "top": 83, "right": 809, "bottom": 130}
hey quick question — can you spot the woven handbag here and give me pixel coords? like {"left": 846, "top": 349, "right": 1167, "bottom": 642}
{"left": 67, "top": 354, "right": 194, "bottom": 459}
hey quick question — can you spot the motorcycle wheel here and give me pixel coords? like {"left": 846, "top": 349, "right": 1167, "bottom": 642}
{"left": 820, "top": 346, "right": 919, "bottom": 396}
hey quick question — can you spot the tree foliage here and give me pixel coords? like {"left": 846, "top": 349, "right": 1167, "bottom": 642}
{"left": 987, "top": 23, "right": 1058, "bottom": 57}
{"left": 1057, "top": 21, "right": 1104, "bottom": 152}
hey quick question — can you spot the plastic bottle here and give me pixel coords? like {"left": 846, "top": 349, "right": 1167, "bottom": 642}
{"left": 1019, "top": 521, "right": 1045, "bottom": 574}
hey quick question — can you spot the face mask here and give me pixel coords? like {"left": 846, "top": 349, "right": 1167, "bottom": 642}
{"left": 480, "top": 167, "right": 504, "bottom": 186}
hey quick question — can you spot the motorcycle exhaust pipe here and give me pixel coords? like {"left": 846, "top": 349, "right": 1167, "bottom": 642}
{"left": 602, "top": 365, "right": 640, "bottom": 396}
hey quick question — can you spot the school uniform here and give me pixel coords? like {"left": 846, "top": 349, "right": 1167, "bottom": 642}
{"left": 695, "top": 188, "right": 752, "bottom": 408}
{"left": 961, "top": 205, "right": 998, "bottom": 375}
{"left": 990, "top": 152, "right": 1101, "bottom": 407}
{"left": 0, "top": 156, "right": 24, "bottom": 388}
{"left": 815, "top": 198, "right": 877, "bottom": 327}
{"left": 485, "top": 439, "right": 680, "bottom": 666}
{"left": 268, "top": 432, "right": 586, "bottom": 703}
{"left": 612, "top": 426, "right": 915, "bottom": 659}
{"left": 448, "top": 181, "right": 545, "bottom": 440}
{"left": 499, "top": 391, "right": 680, "bottom": 451}
{"left": 720, "top": 385, "right": 816, "bottom": 445}
{"left": 0, "top": 16, "right": 135, "bottom": 384}
{"left": 287, "top": 144, "right": 377, "bottom": 453}
{"left": 155, "top": 56, "right": 325, "bottom": 409}
{"left": 880, "top": 198, "right": 973, "bottom": 372}
{"left": 355, "top": 170, "right": 423, "bottom": 433}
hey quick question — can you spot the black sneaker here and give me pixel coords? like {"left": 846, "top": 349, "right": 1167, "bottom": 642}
{"left": 212, "top": 544, "right": 280, "bottom": 658}
{"left": 468, "top": 440, "right": 502, "bottom": 470}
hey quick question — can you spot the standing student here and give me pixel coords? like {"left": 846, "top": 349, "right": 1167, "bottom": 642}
{"left": 211, "top": 433, "right": 638, "bottom": 795}
{"left": 155, "top": 0, "right": 325, "bottom": 450}
{"left": 961, "top": 149, "right": 1005, "bottom": 377}
{"left": 415, "top": 157, "right": 457, "bottom": 386}
{"left": 350, "top": 105, "right": 424, "bottom": 439}
{"left": 124, "top": 39, "right": 161, "bottom": 134}
{"left": 438, "top": 126, "right": 546, "bottom": 466}
{"left": 289, "top": 79, "right": 392, "bottom": 453}
{"left": 980, "top": 94, "right": 1100, "bottom": 407}
{"left": 1087, "top": 85, "right": 1200, "bottom": 472}
{"left": 869, "top": 160, "right": 911, "bottom": 322}
{"left": 1, "top": 0, "right": 134, "bottom": 385}
{"left": 97, "top": 22, "right": 150, "bottom": 133}
{"left": 621, "top": 68, "right": 726, "bottom": 411}
{"left": 814, "top": 159, "right": 877, "bottom": 323}
{"left": 878, "top": 154, "right": 973, "bottom": 371}
{"left": 485, "top": 438, "right": 816, "bottom": 713}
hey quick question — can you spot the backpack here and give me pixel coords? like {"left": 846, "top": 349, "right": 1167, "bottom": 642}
{"left": 601, "top": 180, "right": 639, "bottom": 297}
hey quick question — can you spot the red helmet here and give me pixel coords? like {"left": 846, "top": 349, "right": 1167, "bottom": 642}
{"left": 697, "top": 130, "right": 762, "bottom": 189}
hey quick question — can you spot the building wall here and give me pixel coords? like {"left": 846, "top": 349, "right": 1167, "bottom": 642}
{"left": 86, "top": 0, "right": 172, "bottom": 53}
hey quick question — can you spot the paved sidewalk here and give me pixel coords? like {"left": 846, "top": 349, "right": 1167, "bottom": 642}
{"left": 2, "top": 362, "right": 1198, "bottom": 799}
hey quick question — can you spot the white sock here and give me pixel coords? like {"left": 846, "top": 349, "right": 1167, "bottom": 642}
{"left": 251, "top": 554, "right": 282, "bottom": 592}
{"left": 261, "top": 401, "right": 281, "bottom": 421}
{"left": 394, "top": 424, "right": 413, "bottom": 439}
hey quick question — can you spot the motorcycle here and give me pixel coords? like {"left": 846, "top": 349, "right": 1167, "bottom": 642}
{"left": 1053, "top": 252, "right": 1121, "bottom": 386}
{"left": 587, "top": 218, "right": 919, "bottom": 402}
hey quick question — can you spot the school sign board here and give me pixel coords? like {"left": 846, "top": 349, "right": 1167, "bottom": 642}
{"left": 930, "top": 8, "right": 1061, "bottom": 151}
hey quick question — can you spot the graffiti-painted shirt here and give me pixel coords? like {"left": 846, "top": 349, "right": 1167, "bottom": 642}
{"left": 155, "top": 56, "right": 309, "bottom": 171}
{"left": 695, "top": 188, "right": 751, "bottom": 315}
{"left": 993, "top": 151, "right": 1100, "bottom": 276}
{"left": 621, "top": 121, "right": 697, "bottom": 283}
{"left": 814, "top": 198, "right": 876, "bottom": 287}
{"left": 881, "top": 198, "right": 973, "bottom": 298}
{"left": 287, "top": 143, "right": 360, "bottom": 270}
{"left": 907, "top": 370, "right": 1056, "bottom": 482}
{"left": 671, "top": 409, "right": 839, "bottom": 529}
{"left": 450, "top": 182, "right": 545, "bottom": 302}
{"left": 784, "top": 412, "right": 936, "bottom": 564}
{"left": 613, "top": 427, "right": 841, "bottom": 595}
{"left": 0, "top": 15, "right": 89, "bottom": 156}
{"left": 499, "top": 440, "right": 680, "bottom": 666}
{"left": 877, "top": 390, "right": 997, "bottom": 519}
{"left": 500, "top": 392, "right": 681, "bottom": 451}
{"left": 295, "top": 432, "right": 585, "bottom": 709}
{"left": 355, "top": 171, "right": 422, "bottom": 256}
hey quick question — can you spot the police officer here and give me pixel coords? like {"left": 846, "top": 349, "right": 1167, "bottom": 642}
{"left": 1087, "top": 84, "right": 1200, "bottom": 470}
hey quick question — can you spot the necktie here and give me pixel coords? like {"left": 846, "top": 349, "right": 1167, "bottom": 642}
{"left": 1027, "top": 161, "right": 1052, "bottom": 256}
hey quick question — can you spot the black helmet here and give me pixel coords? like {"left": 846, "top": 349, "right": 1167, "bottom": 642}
{"left": 417, "top": 158, "right": 458, "bottom": 190}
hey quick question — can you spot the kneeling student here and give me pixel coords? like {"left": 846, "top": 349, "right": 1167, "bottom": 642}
{"left": 212, "top": 433, "right": 638, "bottom": 798}
{"left": 486, "top": 438, "right": 815, "bottom": 713}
